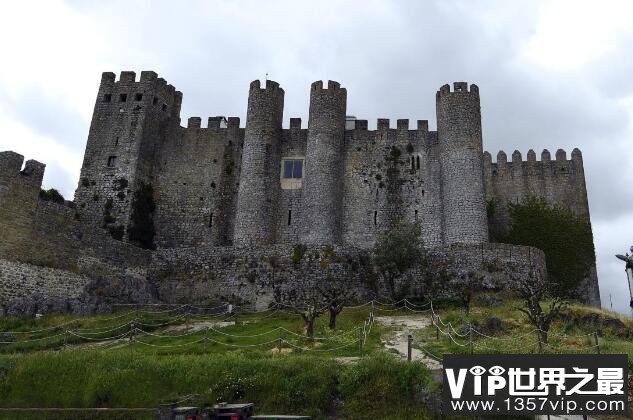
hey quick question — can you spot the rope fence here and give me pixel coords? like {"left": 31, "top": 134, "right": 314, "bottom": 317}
{"left": 0, "top": 298, "right": 612, "bottom": 357}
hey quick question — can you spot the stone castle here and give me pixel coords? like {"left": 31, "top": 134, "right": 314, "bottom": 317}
{"left": 0, "top": 71, "right": 600, "bottom": 314}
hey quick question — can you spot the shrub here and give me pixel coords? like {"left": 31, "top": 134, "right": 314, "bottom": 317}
{"left": 501, "top": 196, "right": 595, "bottom": 298}
{"left": 291, "top": 244, "right": 307, "bottom": 266}
{"left": 127, "top": 182, "right": 156, "bottom": 249}
{"left": 39, "top": 188, "right": 65, "bottom": 204}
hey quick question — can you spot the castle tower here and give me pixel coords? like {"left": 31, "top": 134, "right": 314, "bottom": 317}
{"left": 436, "top": 82, "right": 488, "bottom": 244}
{"left": 74, "top": 71, "right": 182, "bottom": 243}
{"left": 233, "top": 80, "right": 284, "bottom": 246}
{"left": 301, "top": 80, "right": 347, "bottom": 245}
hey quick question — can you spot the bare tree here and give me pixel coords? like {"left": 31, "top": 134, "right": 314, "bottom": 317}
{"left": 513, "top": 267, "right": 567, "bottom": 345}
{"left": 316, "top": 276, "right": 358, "bottom": 330}
{"left": 449, "top": 270, "right": 484, "bottom": 315}
{"left": 274, "top": 283, "right": 326, "bottom": 340}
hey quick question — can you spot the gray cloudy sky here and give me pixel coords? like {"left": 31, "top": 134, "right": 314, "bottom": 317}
{"left": 1, "top": 0, "right": 632, "bottom": 315}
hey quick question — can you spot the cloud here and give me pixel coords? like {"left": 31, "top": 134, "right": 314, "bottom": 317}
{"left": 1, "top": 0, "right": 631, "bottom": 314}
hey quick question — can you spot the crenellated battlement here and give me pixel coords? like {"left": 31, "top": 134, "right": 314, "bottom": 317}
{"left": 311, "top": 80, "right": 345, "bottom": 95}
{"left": 0, "top": 151, "right": 25, "bottom": 177}
{"left": 97, "top": 70, "right": 182, "bottom": 117}
{"left": 484, "top": 148, "right": 583, "bottom": 167}
{"left": 0, "top": 152, "right": 45, "bottom": 185}
{"left": 183, "top": 116, "right": 240, "bottom": 131}
{"left": 436, "top": 81, "right": 479, "bottom": 97}
{"left": 250, "top": 79, "right": 283, "bottom": 93}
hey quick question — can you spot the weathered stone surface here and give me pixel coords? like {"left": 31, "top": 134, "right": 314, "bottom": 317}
{"left": 0, "top": 73, "right": 601, "bottom": 313}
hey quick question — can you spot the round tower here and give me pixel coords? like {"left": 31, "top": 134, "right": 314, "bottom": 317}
{"left": 233, "top": 80, "right": 284, "bottom": 246}
{"left": 302, "top": 80, "right": 347, "bottom": 245}
{"left": 436, "top": 82, "right": 488, "bottom": 244}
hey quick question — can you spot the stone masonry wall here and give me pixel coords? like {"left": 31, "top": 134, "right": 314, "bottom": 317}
{"left": 149, "top": 243, "right": 546, "bottom": 310}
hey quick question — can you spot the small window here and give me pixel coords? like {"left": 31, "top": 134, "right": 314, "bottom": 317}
{"left": 416, "top": 156, "right": 420, "bottom": 170}
{"left": 209, "top": 212, "right": 213, "bottom": 227}
{"left": 374, "top": 210, "right": 378, "bottom": 226}
{"left": 114, "top": 137, "right": 119, "bottom": 146}
{"left": 161, "top": 103, "right": 167, "bottom": 112}
{"left": 287, "top": 209, "right": 292, "bottom": 226}
{"left": 103, "top": 93, "right": 112, "bottom": 102}
{"left": 119, "top": 93, "right": 127, "bottom": 102}
{"left": 421, "top": 189, "right": 425, "bottom": 197}
{"left": 152, "top": 97, "right": 159, "bottom": 105}
{"left": 134, "top": 93, "right": 143, "bottom": 101}
{"left": 414, "top": 210, "right": 418, "bottom": 221}
{"left": 282, "top": 159, "right": 303, "bottom": 179}
{"left": 107, "top": 156, "right": 117, "bottom": 167}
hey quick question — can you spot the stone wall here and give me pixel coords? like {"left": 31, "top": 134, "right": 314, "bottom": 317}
{"left": 483, "top": 148, "right": 600, "bottom": 307}
{"left": 0, "top": 259, "right": 91, "bottom": 314}
{"left": 153, "top": 118, "right": 242, "bottom": 248}
{"left": 149, "top": 242, "right": 547, "bottom": 310}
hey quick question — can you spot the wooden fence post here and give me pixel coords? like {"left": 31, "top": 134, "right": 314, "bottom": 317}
{"left": 469, "top": 324, "right": 474, "bottom": 355}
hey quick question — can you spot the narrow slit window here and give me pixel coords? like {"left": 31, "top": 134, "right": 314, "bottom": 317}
{"left": 415, "top": 210, "right": 418, "bottom": 221}
{"left": 152, "top": 97, "right": 159, "bottom": 105}
{"left": 287, "top": 209, "right": 292, "bottom": 226}
{"left": 416, "top": 156, "right": 420, "bottom": 169}
{"left": 114, "top": 136, "right": 119, "bottom": 146}
{"left": 374, "top": 210, "right": 377, "bottom": 226}
{"left": 107, "top": 156, "right": 117, "bottom": 167}
{"left": 161, "top": 103, "right": 167, "bottom": 112}
{"left": 209, "top": 212, "right": 213, "bottom": 227}
{"left": 421, "top": 189, "right": 425, "bottom": 197}
{"left": 411, "top": 157, "right": 415, "bottom": 171}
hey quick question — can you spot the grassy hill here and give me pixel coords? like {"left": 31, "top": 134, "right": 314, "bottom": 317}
{"left": 0, "top": 297, "right": 630, "bottom": 419}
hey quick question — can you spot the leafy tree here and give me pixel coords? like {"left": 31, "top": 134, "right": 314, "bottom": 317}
{"left": 373, "top": 221, "right": 423, "bottom": 300}
{"left": 501, "top": 196, "right": 595, "bottom": 299}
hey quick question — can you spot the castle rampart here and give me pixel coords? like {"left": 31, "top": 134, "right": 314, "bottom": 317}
{"left": 0, "top": 72, "right": 602, "bottom": 313}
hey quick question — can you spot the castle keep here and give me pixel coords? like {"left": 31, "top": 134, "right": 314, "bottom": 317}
{"left": 0, "top": 71, "right": 600, "bottom": 313}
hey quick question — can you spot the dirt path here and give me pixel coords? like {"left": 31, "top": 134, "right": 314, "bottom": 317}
{"left": 374, "top": 315, "right": 442, "bottom": 370}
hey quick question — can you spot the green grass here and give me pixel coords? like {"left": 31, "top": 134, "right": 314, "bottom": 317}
{"left": 415, "top": 297, "right": 633, "bottom": 371}
{"left": 0, "top": 351, "right": 432, "bottom": 420}
{"left": 0, "top": 298, "right": 630, "bottom": 418}
{"left": 0, "top": 306, "right": 386, "bottom": 358}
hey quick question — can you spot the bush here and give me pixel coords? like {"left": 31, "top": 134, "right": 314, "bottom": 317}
{"left": 127, "top": 182, "right": 156, "bottom": 249}
{"left": 39, "top": 188, "right": 65, "bottom": 204}
{"left": 291, "top": 244, "right": 307, "bottom": 266}
{"left": 338, "top": 353, "right": 431, "bottom": 418}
